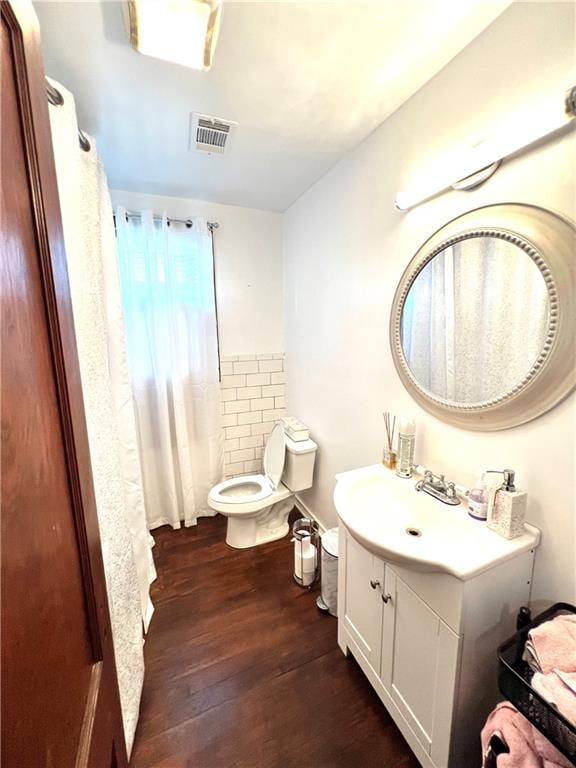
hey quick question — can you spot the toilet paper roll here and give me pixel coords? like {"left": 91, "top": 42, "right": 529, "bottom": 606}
{"left": 294, "top": 541, "right": 317, "bottom": 583}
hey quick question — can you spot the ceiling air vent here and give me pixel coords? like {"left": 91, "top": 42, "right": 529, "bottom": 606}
{"left": 189, "top": 113, "right": 237, "bottom": 154}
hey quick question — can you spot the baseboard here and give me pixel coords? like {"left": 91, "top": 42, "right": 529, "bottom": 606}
{"left": 293, "top": 494, "right": 327, "bottom": 534}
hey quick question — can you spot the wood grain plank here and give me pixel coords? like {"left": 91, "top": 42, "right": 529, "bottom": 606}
{"left": 129, "top": 515, "right": 420, "bottom": 768}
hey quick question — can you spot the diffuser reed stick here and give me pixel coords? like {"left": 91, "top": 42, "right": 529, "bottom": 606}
{"left": 382, "top": 411, "right": 397, "bottom": 469}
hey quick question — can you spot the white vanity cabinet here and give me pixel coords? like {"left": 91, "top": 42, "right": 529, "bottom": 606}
{"left": 337, "top": 525, "right": 535, "bottom": 768}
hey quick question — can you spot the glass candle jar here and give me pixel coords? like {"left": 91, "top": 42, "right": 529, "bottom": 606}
{"left": 383, "top": 448, "right": 397, "bottom": 470}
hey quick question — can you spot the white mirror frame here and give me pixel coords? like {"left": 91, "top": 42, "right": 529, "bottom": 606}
{"left": 390, "top": 203, "right": 576, "bottom": 431}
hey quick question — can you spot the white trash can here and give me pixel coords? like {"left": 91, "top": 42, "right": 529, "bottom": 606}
{"left": 316, "top": 527, "right": 339, "bottom": 617}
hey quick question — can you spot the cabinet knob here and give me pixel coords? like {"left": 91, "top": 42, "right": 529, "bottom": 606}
{"left": 381, "top": 593, "right": 393, "bottom": 604}
{"left": 370, "top": 579, "right": 380, "bottom": 590}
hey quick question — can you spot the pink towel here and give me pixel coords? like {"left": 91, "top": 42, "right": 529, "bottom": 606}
{"left": 524, "top": 615, "right": 576, "bottom": 674}
{"left": 532, "top": 670, "right": 576, "bottom": 726}
{"left": 481, "top": 702, "right": 572, "bottom": 768}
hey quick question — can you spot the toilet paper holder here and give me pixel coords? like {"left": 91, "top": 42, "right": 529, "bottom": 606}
{"left": 292, "top": 518, "right": 319, "bottom": 588}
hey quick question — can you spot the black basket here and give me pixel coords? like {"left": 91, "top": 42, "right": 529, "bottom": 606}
{"left": 497, "top": 602, "right": 576, "bottom": 763}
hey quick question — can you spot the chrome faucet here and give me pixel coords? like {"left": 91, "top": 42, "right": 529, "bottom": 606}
{"left": 415, "top": 469, "right": 460, "bottom": 506}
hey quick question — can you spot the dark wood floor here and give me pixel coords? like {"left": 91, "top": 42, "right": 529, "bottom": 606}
{"left": 129, "top": 513, "right": 420, "bottom": 768}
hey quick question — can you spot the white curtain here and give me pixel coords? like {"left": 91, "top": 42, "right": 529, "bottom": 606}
{"left": 115, "top": 209, "right": 223, "bottom": 529}
{"left": 402, "top": 237, "right": 549, "bottom": 403}
{"left": 47, "top": 80, "right": 155, "bottom": 756}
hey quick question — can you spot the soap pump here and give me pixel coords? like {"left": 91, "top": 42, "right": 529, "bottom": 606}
{"left": 485, "top": 469, "right": 527, "bottom": 539}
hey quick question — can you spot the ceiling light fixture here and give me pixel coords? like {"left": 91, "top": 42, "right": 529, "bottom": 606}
{"left": 127, "top": 0, "right": 222, "bottom": 71}
{"left": 395, "top": 84, "right": 576, "bottom": 211}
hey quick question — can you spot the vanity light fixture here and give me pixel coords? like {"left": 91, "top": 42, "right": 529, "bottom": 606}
{"left": 395, "top": 84, "right": 576, "bottom": 211}
{"left": 127, "top": 0, "right": 222, "bottom": 71}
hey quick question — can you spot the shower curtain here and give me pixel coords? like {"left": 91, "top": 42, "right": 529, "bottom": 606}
{"left": 47, "top": 79, "right": 155, "bottom": 755}
{"left": 115, "top": 210, "right": 223, "bottom": 529}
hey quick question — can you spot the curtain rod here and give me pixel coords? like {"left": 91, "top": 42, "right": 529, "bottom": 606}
{"left": 45, "top": 80, "right": 91, "bottom": 152}
{"left": 121, "top": 210, "right": 219, "bottom": 231}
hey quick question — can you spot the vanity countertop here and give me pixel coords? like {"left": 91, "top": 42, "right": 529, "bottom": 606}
{"left": 334, "top": 464, "right": 540, "bottom": 581}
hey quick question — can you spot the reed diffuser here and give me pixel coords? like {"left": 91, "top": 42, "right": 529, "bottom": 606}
{"left": 382, "top": 412, "right": 397, "bottom": 470}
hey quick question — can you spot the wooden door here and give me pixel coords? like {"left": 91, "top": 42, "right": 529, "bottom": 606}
{"left": 1, "top": 2, "right": 127, "bottom": 766}
{"left": 381, "top": 568, "right": 461, "bottom": 765}
{"left": 341, "top": 531, "right": 385, "bottom": 674}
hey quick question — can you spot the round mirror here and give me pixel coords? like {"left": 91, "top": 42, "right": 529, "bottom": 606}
{"left": 400, "top": 236, "right": 550, "bottom": 404}
{"left": 390, "top": 204, "right": 576, "bottom": 430}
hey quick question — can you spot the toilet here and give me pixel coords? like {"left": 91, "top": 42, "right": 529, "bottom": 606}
{"left": 208, "top": 421, "right": 317, "bottom": 549}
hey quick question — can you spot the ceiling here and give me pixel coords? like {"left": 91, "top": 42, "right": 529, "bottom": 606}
{"left": 34, "top": 0, "right": 512, "bottom": 211}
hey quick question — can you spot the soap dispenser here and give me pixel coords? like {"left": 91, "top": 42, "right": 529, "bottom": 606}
{"left": 485, "top": 469, "right": 527, "bottom": 539}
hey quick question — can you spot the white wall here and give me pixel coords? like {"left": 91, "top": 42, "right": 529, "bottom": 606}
{"left": 110, "top": 190, "right": 284, "bottom": 357}
{"left": 283, "top": 2, "right": 576, "bottom": 605}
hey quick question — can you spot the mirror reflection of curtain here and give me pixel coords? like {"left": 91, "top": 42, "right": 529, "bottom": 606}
{"left": 116, "top": 209, "right": 223, "bottom": 529}
{"left": 401, "top": 237, "right": 549, "bottom": 404}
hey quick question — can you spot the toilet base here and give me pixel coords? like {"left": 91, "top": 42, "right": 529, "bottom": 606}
{"left": 225, "top": 498, "right": 294, "bottom": 549}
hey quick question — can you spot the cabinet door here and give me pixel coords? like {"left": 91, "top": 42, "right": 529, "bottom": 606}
{"left": 342, "top": 533, "right": 385, "bottom": 674}
{"left": 381, "top": 568, "right": 461, "bottom": 764}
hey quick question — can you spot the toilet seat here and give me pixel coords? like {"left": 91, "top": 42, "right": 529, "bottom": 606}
{"left": 209, "top": 474, "right": 274, "bottom": 505}
{"left": 208, "top": 476, "right": 291, "bottom": 515}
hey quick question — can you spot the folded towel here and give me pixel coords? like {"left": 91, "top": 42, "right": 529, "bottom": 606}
{"left": 557, "top": 670, "right": 576, "bottom": 696}
{"left": 523, "top": 642, "right": 540, "bottom": 674}
{"left": 523, "top": 614, "right": 576, "bottom": 674}
{"left": 481, "top": 701, "right": 572, "bottom": 768}
{"left": 532, "top": 670, "right": 576, "bottom": 726}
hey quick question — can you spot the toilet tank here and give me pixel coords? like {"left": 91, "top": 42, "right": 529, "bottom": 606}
{"left": 282, "top": 434, "right": 318, "bottom": 492}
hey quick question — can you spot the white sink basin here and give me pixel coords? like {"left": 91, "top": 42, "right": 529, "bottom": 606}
{"left": 334, "top": 464, "right": 540, "bottom": 581}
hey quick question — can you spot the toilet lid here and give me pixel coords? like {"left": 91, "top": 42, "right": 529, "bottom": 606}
{"left": 263, "top": 422, "right": 286, "bottom": 490}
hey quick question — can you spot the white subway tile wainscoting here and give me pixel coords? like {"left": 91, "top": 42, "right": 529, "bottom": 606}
{"left": 220, "top": 353, "right": 286, "bottom": 478}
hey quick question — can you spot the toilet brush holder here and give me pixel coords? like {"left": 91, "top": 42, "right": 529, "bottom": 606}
{"left": 292, "top": 517, "right": 319, "bottom": 588}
